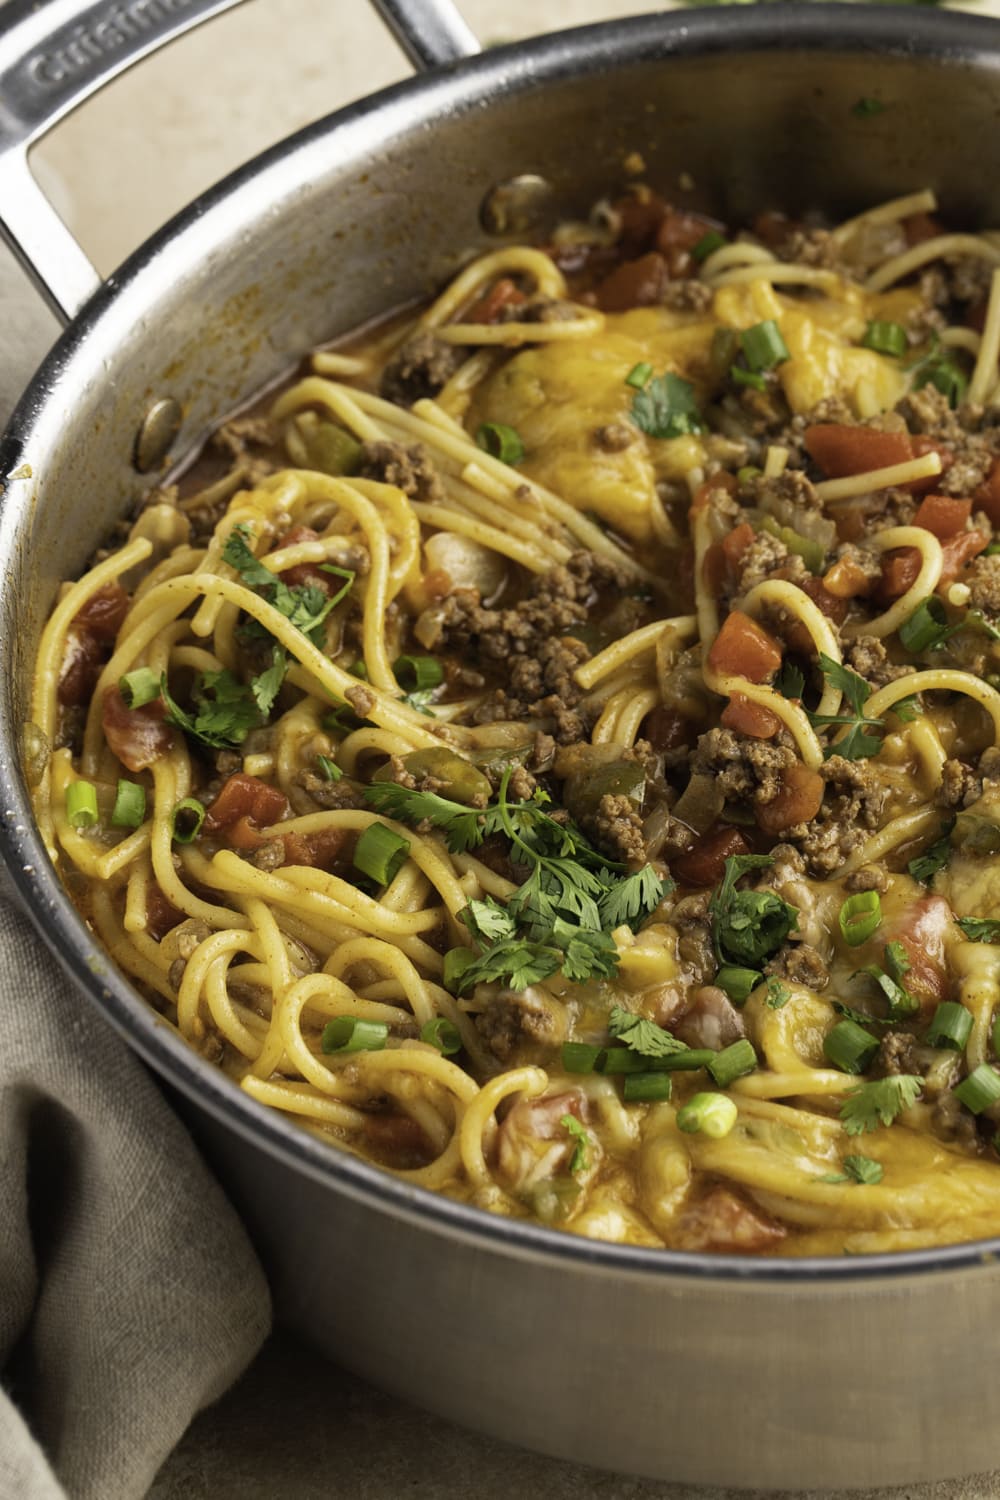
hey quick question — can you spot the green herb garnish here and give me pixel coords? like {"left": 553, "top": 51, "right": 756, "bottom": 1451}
{"left": 840, "top": 1075, "right": 922, "bottom": 1135}
{"left": 630, "top": 371, "right": 705, "bottom": 440}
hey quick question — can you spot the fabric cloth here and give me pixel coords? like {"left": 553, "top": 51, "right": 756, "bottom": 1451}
{"left": 0, "top": 888, "right": 272, "bottom": 1499}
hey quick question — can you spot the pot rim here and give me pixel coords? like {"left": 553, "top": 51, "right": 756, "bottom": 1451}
{"left": 5, "top": 1, "right": 1000, "bottom": 1286}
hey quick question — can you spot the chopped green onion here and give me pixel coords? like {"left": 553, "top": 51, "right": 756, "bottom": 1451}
{"left": 562, "top": 1041, "right": 604, "bottom": 1074}
{"left": 954, "top": 1063, "right": 1000, "bottom": 1114}
{"left": 926, "top": 1001, "right": 973, "bottom": 1052}
{"left": 898, "top": 596, "right": 953, "bottom": 653}
{"left": 860, "top": 961, "right": 919, "bottom": 1019}
{"left": 316, "top": 755, "right": 343, "bottom": 782}
{"left": 921, "top": 357, "right": 968, "bottom": 409}
{"left": 839, "top": 890, "right": 882, "bottom": 948}
{"left": 625, "top": 361, "right": 653, "bottom": 389}
{"left": 65, "top": 780, "right": 99, "bottom": 829}
{"left": 740, "top": 319, "right": 790, "bottom": 372}
{"left": 353, "top": 822, "right": 410, "bottom": 885}
{"left": 349, "top": 660, "right": 369, "bottom": 680}
{"left": 676, "top": 1091, "right": 739, "bottom": 1138}
{"left": 691, "top": 230, "right": 727, "bottom": 263}
{"left": 111, "top": 779, "right": 146, "bottom": 828}
{"left": 715, "top": 965, "right": 761, "bottom": 1004}
{"left": 655, "top": 1047, "right": 716, "bottom": 1073}
{"left": 119, "top": 668, "right": 161, "bottom": 709}
{"left": 908, "top": 828, "right": 952, "bottom": 883}
{"left": 731, "top": 366, "right": 767, "bottom": 393}
{"left": 823, "top": 1019, "right": 880, "bottom": 1075}
{"left": 420, "top": 1017, "right": 462, "bottom": 1055}
{"left": 393, "top": 655, "right": 444, "bottom": 692}
{"left": 442, "top": 947, "right": 475, "bottom": 993}
{"left": 171, "top": 797, "right": 206, "bottom": 844}
{"left": 862, "top": 320, "right": 907, "bottom": 358}
{"left": 600, "top": 1047, "right": 667, "bottom": 1075}
{"left": 622, "top": 1072, "right": 673, "bottom": 1102}
{"left": 707, "top": 1039, "right": 757, "bottom": 1087}
{"left": 321, "top": 1016, "right": 389, "bottom": 1054}
{"left": 852, "top": 96, "right": 884, "bottom": 118}
{"left": 759, "top": 515, "right": 826, "bottom": 574}
{"left": 476, "top": 422, "right": 525, "bottom": 466}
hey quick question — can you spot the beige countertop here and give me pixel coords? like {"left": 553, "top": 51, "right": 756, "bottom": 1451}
{"left": 4, "top": 2, "right": 1000, "bottom": 1496}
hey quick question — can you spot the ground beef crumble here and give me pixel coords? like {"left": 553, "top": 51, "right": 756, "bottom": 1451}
{"left": 358, "top": 440, "right": 444, "bottom": 502}
{"left": 379, "top": 332, "right": 463, "bottom": 407}
{"left": 844, "top": 636, "right": 913, "bottom": 689}
{"left": 764, "top": 941, "right": 829, "bottom": 991}
{"left": 786, "top": 754, "right": 888, "bottom": 876}
{"left": 690, "top": 727, "right": 797, "bottom": 810}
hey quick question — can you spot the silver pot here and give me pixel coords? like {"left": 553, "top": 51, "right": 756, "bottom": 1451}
{"left": 3, "top": 1, "right": 1000, "bottom": 1486}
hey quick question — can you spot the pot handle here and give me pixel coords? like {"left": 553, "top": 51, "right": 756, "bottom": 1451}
{"left": 369, "top": 0, "right": 480, "bottom": 70}
{"left": 0, "top": 0, "right": 253, "bottom": 324}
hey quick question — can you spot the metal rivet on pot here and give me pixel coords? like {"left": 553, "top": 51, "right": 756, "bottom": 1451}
{"left": 479, "top": 174, "right": 553, "bottom": 236}
{"left": 133, "top": 397, "right": 182, "bottom": 474}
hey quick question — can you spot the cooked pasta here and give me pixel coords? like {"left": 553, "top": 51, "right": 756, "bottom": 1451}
{"left": 30, "top": 183, "right": 1000, "bottom": 1256}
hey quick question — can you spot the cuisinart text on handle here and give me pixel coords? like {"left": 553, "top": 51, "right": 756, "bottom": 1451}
{"left": 27, "top": 0, "right": 195, "bottom": 88}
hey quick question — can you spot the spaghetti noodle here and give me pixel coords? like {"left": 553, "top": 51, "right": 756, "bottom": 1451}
{"left": 30, "top": 184, "right": 1000, "bottom": 1256}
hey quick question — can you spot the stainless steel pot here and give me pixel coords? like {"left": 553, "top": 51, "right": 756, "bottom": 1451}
{"left": 4, "top": 1, "right": 1000, "bottom": 1486}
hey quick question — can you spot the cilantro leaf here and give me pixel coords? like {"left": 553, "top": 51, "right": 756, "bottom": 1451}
{"left": 883, "top": 940, "right": 910, "bottom": 982}
{"left": 908, "top": 826, "right": 953, "bottom": 883}
{"left": 630, "top": 372, "right": 704, "bottom": 440}
{"left": 819, "top": 1154, "right": 883, "bottom": 1185}
{"left": 831, "top": 999, "right": 894, "bottom": 1029}
{"left": 957, "top": 916, "right": 1000, "bottom": 943}
{"left": 223, "top": 525, "right": 352, "bottom": 649}
{"left": 458, "top": 940, "right": 561, "bottom": 993}
{"left": 840, "top": 1075, "right": 922, "bottom": 1135}
{"left": 552, "top": 920, "right": 618, "bottom": 984}
{"left": 608, "top": 1006, "right": 689, "bottom": 1058}
{"left": 857, "top": 948, "right": 919, "bottom": 1019}
{"left": 160, "top": 669, "right": 263, "bottom": 750}
{"left": 817, "top": 652, "right": 871, "bottom": 719}
{"left": 709, "top": 854, "right": 797, "bottom": 967}
{"left": 560, "top": 1114, "right": 590, "bottom": 1174}
{"left": 251, "top": 644, "right": 287, "bottom": 715}
{"left": 765, "top": 977, "right": 790, "bottom": 1009}
{"left": 809, "top": 653, "right": 888, "bottom": 761}
{"left": 890, "top": 695, "right": 920, "bottom": 724}
{"left": 776, "top": 661, "right": 805, "bottom": 701}
{"left": 363, "top": 781, "right": 488, "bottom": 852}
{"left": 461, "top": 897, "right": 517, "bottom": 944}
{"left": 597, "top": 864, "right": 672, "bottom": 932}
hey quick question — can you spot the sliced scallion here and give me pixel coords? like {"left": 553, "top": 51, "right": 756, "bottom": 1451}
{"left": 823, "top": 1019, "right": 880, "bottom": 1075}
{"left": 625, "top": 361, "right": 653, "bottom": 389}
{"left": 171, "top": 797, "right": 206, "bottom": 844}
{"left": 420, "top": 1017, "right": 462, "bottom": 1055}
{"left": 321, "top": 1016, "right": 389, "bottom": 1054}
{"left": 731, "top": 366, "right": 767, "bottom": 393}
{"left": 349, "top": 660, "right": 369, "bottom": 680}
{"left": 691, "top": 230, "right": 727, "bottom": 263}
{"left": 316, "top": 755, "right": 342, "bottom": 782}
{"left": 740, "top": 319, "right": 790, "bottom": 372}
{"left": 715, "top": 965, "right": 762, "bottom": 1005}
{"left": 562, "top": 1041, "right": 604, "bottom": 1074}
{"left": 707, "top": 1039, "right": 757, "bottom": 1088}
{"left": 476, "top": 422, "right": 525, "bottom": 466}
{"left": 353, "top": 822, "right": 410, "bottom": 885}
{"left": 862, "top": 320, "right": 907, "bottom": 358}
{"left": 111, "top": 779, "right": 146, "bottom": 828}
{"left": 622, "top": 1072, "right": 673, "bottom": 1102}
{"left": 676, "top": 1091, "right": 739, "bottom": 1138}
{"left": 954, "top": 1063, "right": 1000, "bottom": 1114}
{"left": 393, "top": 655, "right": 444, "bottom": 692}
{"left": 839, "top": 890, "right": 882, "bottom": 948}
{"left": 119, "top": 668, "right": 161, "bottom": 709}
{"left": 65, "top": 780, "right": 99, "bottom": 829}
{"left": 926, "top": 1001, "right": 973, "bottom": 1052}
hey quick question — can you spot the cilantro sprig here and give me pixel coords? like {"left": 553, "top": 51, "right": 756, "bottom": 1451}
{"left": 807, "top": 654, "right": 920, "bottom": 762}
{"left": 160, "top": 668, "right": 264, "bottom": 750}
{"left": 630, "top": 371, "right": 705, "bottom": 440}
{"left": 607, "top": 1005, "right": 689, "bottom": 1059}
{"left": 709, "top": 854, "right": 797, "bottom": 968}
{"left": 840, "top": 1075, "right": 922, "bottom": 1135}
{"left": 957, "top": 916, "right": 1000, "bottom": 944}
{"left": 819, "top": 1154, "right": 884, "bottom": 1185}
{"left": 366, "top": 772, "right": 670, "bottom": 992}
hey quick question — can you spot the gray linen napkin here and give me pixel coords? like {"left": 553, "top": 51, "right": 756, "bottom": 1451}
{"left": 0, "top": 890, "right": 272, "bottom": 1500}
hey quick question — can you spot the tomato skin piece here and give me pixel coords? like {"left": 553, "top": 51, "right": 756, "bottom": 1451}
{"left": 938, "top": 529, "right": 988, "bottom": 586}
{"left": 778, "top": 576, "right": 848, "bottom": 655}
{"left": 975, "top": 456, "right": 1000, "bottom": 526}
{"left": 642, "top": 706, "right": 694, "bottom": 752}
{"left": 673, "top": 826, "right": 751, "bottom": 888}
{"left": 656, "top": 209, "right": 721, "bottom": 276}
{"left": 146, "top": 884, "right": 184, "bottom": 941}
{"left": 912, "top": 495, "right": 972, "bottom": 540}
{"left": 804, "top": 425, "right": 948, "bottom": 495}
{"left": 756, "top": 762, "right": 825, "bottom": 836}
{"left": 102, "top": 686, "right": 173, "bottom": 773}
{"left": 707, "top": 611, "right": 782, "bottom": 683}
{"left": 74, "top": 582, "right": 129, "bottom": 641}
{"left": 204, "top": 773, "right": 290, "bottom": 838}
{"left": 720, "top": 692, "right": 781, "bottom": 739}
{"left": 903, "top": 211, "right": 944, "bottom": 245}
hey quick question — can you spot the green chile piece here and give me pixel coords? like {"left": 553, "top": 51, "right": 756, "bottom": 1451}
{"left": 564, "top": 759, "right": 646, "bottom": 822}
{"left": 299, "top": 416, "right": 363, "bottom": 476}
{"left": 372, "top": 747, "right": 492, "bottom": 807}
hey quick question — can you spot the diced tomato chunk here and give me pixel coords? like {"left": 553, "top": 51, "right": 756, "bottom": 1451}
{"left": 204, "top": 773, "right": 290, "bottom": 839}
{"left": 641, "top": 706, "right": 694, "bottom": 753}
{"left": 822, "top": 556, "right": 875, "bottom": 600}
{"left": 673, "top": 826, "right": 751, "bottom": 887}
{"left": 74, "top": 582, "right": 129, "bottom": 641}
{"left": 463, "top": 276, "right": 527, "bottom": 325}
{"left": 804, "top": 424, "right": 947, "bottom": 495}
{"left": 655, "top": 209, "right": 721, "bottom": 276}
{"left": 721, "top": 522, "right": 755, "bottom": 578}
{"left": 708, "top": 611, "right": 782, "bottom": 683}
{"left": 281, "top": 826, "right": 348, "bottom": 870}
{"left": 702, "top": 542, "right": 726, "bottom": 596}
{"left": 756, "top": 762, "right": 824, "bottom": 836}
{"left": 778, "top": 576, "right": 848, "bottom": 655}
{"left": 913, "top": 495, "right": 972, "bottom": 540}
{"left": 938, "top": 528, "right": 988, "bottom": 586}
{"left": 975, "top": 457, "right": 1000, "bottom": 527}
{"left": 102, "top": 685, "right": 173, "bottom": 772}
{"left": 720, "top": 692, "right": 781, "bottom": 739}
{"left": 903, "top": 212, "right": 944, "bottom": 245}
{"left": 594, "top": 251, "right": 668, "bottom": 312}
{"left": 691, "top": 470, "right": 739, "bottom": 513}
{"left": 58, "top": 630, "right": 104, "bottom": 706}
{"left": 675, "top": 1185, "right": 787, "bottom": 1253}
{"left": 146, "top": 884, "right": 184, "bottom": 941}
{"left": 878, "top": 547, "right": 922, "bottom": 603}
